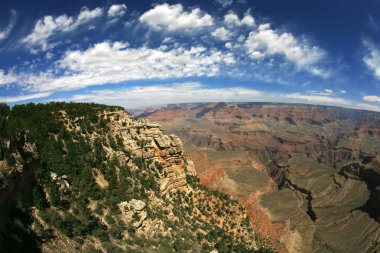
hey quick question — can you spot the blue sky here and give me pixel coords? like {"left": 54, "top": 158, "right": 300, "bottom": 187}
{"left": 0, "top": 0, "right": 380, "bottom": 111}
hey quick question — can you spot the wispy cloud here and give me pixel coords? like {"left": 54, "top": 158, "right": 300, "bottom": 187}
{"left": 0, "top": 92, "right": 51, "bottom": 103}
{"left": 0, "top": 69, "right": 17, "bottom": 85}
{"left": 215, "top": 0, "right": 234, "bottom": 8}
{"left": 362, "top": 39, "right": 380, "bottom": 79}
{"left": 356, "top": 103, "right": 380, "bottom": 112}
{"left": 284, "top": 93, "right": 351, "bottom": 106}
{"left": 21, "top": 7, "right": 103, "bottom": 51}
{"left": 0, "top": 9, "right": 17, "bottom": 42}
{"left": 307, "top": 89, "right": 334, "bottom": 96}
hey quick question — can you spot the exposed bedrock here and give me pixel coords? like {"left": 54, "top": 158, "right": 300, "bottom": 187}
{"left": 339, "top": 162, "right": 380, "bottom": 220}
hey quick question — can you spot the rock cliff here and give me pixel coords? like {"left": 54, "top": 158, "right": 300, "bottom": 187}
{"left": 98, "top": 110, "right": 191, "bottom": 196}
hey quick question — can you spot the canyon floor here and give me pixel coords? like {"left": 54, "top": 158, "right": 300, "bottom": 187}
{"left": 138, "top": 102, "right": 380, "bottom": 253}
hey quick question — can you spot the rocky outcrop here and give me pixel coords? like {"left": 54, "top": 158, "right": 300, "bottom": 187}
{"left": 50, "top": 172, "right": 71, "bottom": 193}
{"left": 119, "top": 199, "right": 147, "bottom": 229}
{"left": 105, "top": 111, "right": 189, "bottom": 195}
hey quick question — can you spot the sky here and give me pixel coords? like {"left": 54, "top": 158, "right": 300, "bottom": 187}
{"left": 0, "top": 0, "right": 380, "bottom": 111}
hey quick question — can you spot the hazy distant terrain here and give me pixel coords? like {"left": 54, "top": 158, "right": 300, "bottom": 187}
{"left": 141, "top": 102, "right": 380, "bottom": 253}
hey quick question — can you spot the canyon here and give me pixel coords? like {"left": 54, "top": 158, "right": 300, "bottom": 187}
{"left": 140, "top": 102, "right": 380, "bottom": 253}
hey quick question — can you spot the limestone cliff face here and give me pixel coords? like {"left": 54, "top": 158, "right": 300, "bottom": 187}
{"left": 100, "top": 110, "right": 194, "bottom": 195}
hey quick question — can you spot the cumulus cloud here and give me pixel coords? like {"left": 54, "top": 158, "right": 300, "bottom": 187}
{"left": 224, "top": 12, "right": 240, "bottom": 26}
{"left": 108, "top": 4, "right": 127, "bottom": 18}
{"left": 363, "top": 39, "right": 380, "bottom": 79}
{"left": 25, "top": 41, "right": 235, "bottom": 92}
{"left": 0, "top": 92, "right": 52, "bottom": 103}
{"left": 212, "top": 27, "right": 231, "bottom": 41}
{"left": 245, "top": 23, "right": 328, "bottom": 77}
{"left": 69, "top": 82, "right": 262, "bottom": 108}
{"left": 224, "top": 11, "right": 255, "bottom": 27}
{"left": 139, "top": 3, "right": 213, "bottom": 32}
{"left": 0, "top": 69, "right": 17, "bottom": 85}
{"left": 21, "top": 7, "right": 103, "bottom": 51}
{"left": 0, "top": 9, "right": 17, "bottom": 42}
{"left": 363, "top": 95, "right": 380, "bottom": 102}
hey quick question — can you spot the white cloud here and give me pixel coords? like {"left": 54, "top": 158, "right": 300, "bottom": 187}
{"left": 77, "top": 7, "right": 103, "bottom": 23}
{"left": 69, "top": 82, "right": 262, "bottom": 108}
{"left": 284, "top": 93, "right": 351, "bottom": 106}
{"left": 242, "top": 13, "right": 255, "bottom": 26}
{"left": 108, "top": 4, "right": 127, "bottom": 18}
{"left": 162, "top": 37, "right": 174, "bottom": 44}
{"left": 307, "top": 89, "right": 334, "bottom": 96}
{"left": 215, "top": 0, "right": 234, "bottom": 8}
{"left": 212, "top": 27, "right": 231, "bottom": 41}
{"left": 363, "top": 39, "right": 380, "bottom": 79}
{"left": 224, "top": 12, "right": 240, "bottom": 26}
{"left": 0, "top": 9, "right": 17, "bottom": 42}
{"left": 224, "top": 11, "right": 255, "bottom": 27}
{"left": 356, "top": 103, "right": 380, "bottom": 112}
{"left": 21, "top": 15, "right": 73, "bottom": 51}
{"left": 21, "top": 7, "right": 103, "bottom": 51}
{"left": 363, "top": 95, "right": 380, "bottom": 102}
{"left": 45, "top": 52, "right": 54, "bottom": 59}
{"left": 245, "top": 23, "right": 328, "bottom": 77}
{"left": 0, "top": 69, "right": 17, "bottom": 85}
{"left": 0, "top": 92, "right": 52, "bottom": 103}
{"left": 25, "top": 41, "right": 235, "bottom": 92}
{"left": 139, "top": 3, "right": 213, "bottom": 32}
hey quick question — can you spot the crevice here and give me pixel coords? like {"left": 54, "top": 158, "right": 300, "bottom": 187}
{"left": 279, "top": 177, "right": 317, "bottom": 223}
{"left": 332, "top": 175, "right": 342, "bottom": 189}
